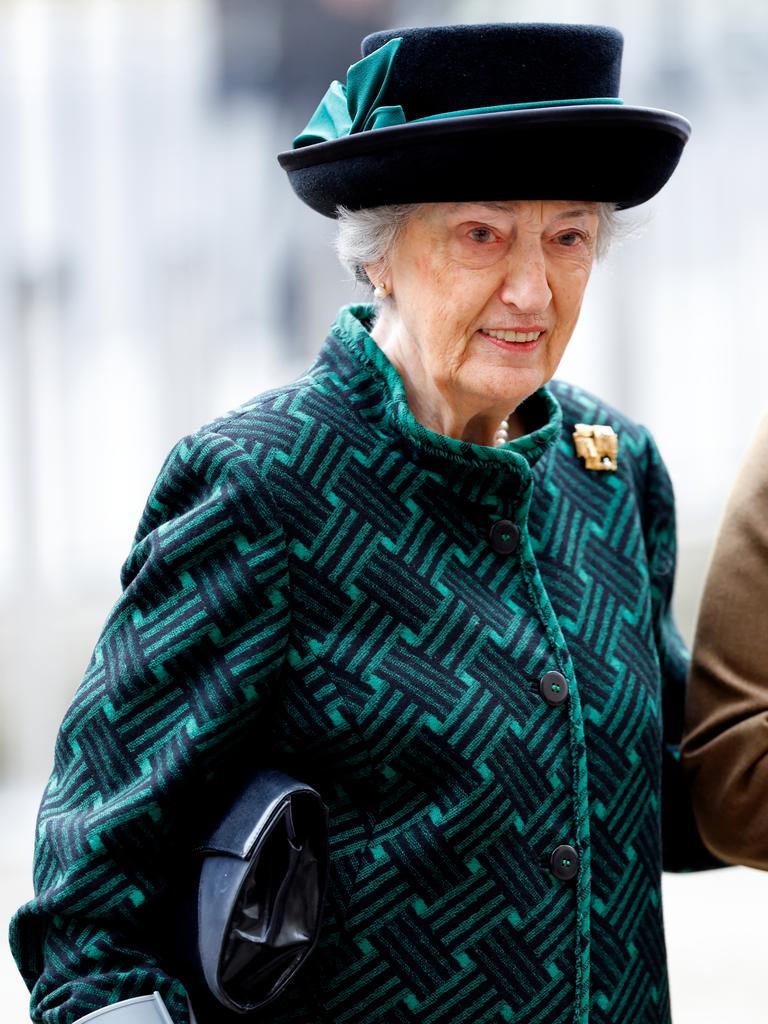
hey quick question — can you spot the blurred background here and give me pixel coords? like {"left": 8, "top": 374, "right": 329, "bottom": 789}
{"left": 2, "top": 0, "right": 767, "bottom": 1019}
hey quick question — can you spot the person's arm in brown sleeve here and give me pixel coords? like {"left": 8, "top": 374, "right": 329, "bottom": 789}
{"left": 682, "top": 414, "right": 768, "bottom": 870}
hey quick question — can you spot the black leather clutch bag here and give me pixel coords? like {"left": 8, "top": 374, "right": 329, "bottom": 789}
{"left": 179, "top": 769, "right": 329, "bottom": 1017}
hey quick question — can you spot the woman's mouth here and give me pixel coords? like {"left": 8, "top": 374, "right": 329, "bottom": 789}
{"left": 478, "top": 328, "right": 545, "bottom": 352}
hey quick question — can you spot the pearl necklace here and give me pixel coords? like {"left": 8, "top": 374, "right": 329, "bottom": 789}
{"left": 493, "top": 418, "right": 511, "bottom": 447}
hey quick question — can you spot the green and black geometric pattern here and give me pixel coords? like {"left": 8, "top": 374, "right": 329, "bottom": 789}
{"left": 10, "top": 305, "right": 711, "bottom": 1024}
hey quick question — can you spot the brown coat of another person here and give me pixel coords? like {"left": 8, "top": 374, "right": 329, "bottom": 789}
{"left": 682, "top": 414, "right": 768, "bottom": 870}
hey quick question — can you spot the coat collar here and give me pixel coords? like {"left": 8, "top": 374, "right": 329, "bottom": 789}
{"left": 323, "top": 303, "right": 562, "bottom": 473}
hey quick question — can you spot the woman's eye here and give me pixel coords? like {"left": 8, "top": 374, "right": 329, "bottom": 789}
{"left": 468, "top": 226, "right": 496, "bottom": 243}
{"left": 557, "top": 231, "right": 587, "bottom": 247}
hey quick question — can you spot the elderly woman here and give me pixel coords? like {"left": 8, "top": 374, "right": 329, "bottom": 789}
{"left": 11, "top": 22, "right": 711, "bottom": 1024}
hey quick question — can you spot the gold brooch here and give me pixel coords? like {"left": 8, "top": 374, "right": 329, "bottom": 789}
{"left": 572, "top": 423, "right": 619, "bottom": 471}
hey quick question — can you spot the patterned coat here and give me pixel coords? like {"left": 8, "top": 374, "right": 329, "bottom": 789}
{"left": 11, "top": 305, "right": 709, "bottom": 1024}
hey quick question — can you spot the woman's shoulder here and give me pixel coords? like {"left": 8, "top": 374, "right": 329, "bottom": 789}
{"left": 548, "top": 378, "right": 672, "bottom": 510}
{"left": 138, "top": 367, "right": 347, "bottom": 538}
{"left": 196, "top": 370, "right": 327, "bottom": 449}
{"left": 548, "top": 378, "right": 652, "bottom": 446}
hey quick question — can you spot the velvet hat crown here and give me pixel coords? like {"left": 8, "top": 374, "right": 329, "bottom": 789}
{"left": 278, "top": 23, "right": 691, "bottom": 216}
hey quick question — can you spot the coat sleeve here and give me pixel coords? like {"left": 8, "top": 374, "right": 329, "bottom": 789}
{"left": 638, "top": 428, "right": 720, "bottom": 872}
{"left": 681, "top": 415, "right": 768, "bottom": 870}
{"left": 9, "top": 429, "right": 291, "bottom": 1024}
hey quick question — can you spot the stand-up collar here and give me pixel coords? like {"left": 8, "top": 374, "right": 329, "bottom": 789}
{"left": 324, "top": 304, "right": 562, "bottom": 473}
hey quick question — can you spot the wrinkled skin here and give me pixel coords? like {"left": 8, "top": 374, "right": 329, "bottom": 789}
{"left": 367, "top": 199, "right": 599, "bottom": 445}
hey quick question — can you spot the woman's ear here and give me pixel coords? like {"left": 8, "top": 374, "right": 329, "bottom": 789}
{"left": 363, "top": 263, "right": 391, "bottom": 300}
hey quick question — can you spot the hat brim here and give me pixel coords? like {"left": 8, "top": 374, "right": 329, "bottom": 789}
{"left": 278, "top": 105, "right": 691, "bottom": 216}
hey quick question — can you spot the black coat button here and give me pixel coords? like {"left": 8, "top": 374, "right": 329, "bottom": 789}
{"left": 489, "top": 520, "right": 520, "bottom": 554}
{"left": 550, "top": 845, "right": 579, "bottom": 881}
{"left": 540, "top": 671, "right": 569, "bottom": 706}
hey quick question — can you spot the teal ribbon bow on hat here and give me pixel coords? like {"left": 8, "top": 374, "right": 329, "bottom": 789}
{"left": 293, "top": 36, "right": 623, "bottom": 148}
{"left": 295, "top": 38, "right": 407, "bottom": 146}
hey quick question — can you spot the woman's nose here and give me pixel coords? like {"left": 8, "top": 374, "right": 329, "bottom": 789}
{"left": 498, "top": 247, "right": 552, "bottom": 313}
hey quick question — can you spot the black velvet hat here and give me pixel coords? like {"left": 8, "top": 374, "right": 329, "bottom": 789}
{"left": 278, "top": 23, "right": 691, "bottom": 216}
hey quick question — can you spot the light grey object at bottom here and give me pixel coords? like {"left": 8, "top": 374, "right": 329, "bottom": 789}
{"left": 73, "top": 993, "right": 175, "bottom": 1024}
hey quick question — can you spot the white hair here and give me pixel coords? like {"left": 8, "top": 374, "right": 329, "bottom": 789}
{"left": 335, "top": 201, "right": 628, "bottom": 293}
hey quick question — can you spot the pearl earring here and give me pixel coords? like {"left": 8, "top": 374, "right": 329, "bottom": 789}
{"left": 373, "top": 283, "right": 390, "bottom": 299}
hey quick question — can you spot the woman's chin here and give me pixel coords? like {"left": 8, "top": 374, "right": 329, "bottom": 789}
{"left": 465, "top": 365, "right": 549, "bottom": 411}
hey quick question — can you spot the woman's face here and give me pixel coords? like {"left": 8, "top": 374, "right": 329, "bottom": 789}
{"left": 373, "top": 199, "right": 599, "bottom": 429}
